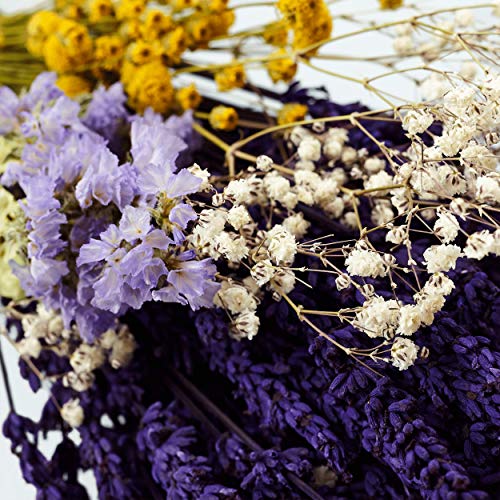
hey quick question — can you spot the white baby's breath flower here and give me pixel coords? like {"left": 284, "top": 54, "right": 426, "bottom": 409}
{"left": 215, "top": 282, "right": 257, "bottom": 314}
{"left": 256, "top": 155, "right": 273, "bottom": 172}
{"left": 323, "top": 138, "right": 343, "bottom": 161}
{"left": 227, "top": 205, "right": 251, "bottom": 230}
{"left": 232, "top": 310, "right": 260, "bottom": 340}
{"left": 335, "top": 273, "right": 351, "bottom": 291}
{"left": 61, "top": 398, "right": 84, "bottom": 427}
{"left": 298, "top": 136, "right": 321, "bottom": 162}
{"left": 270, "top": 268, "right": 296, "bottom": 296}
{"left": 283, "top": 213, "right": 310, "bottom": 239}
{"left": 386, "top": 226, "right": 406, "bottom": 245}
{"left": 345, "top": 248, "right": 387, "bottom": 278}
{"left": 391, "top": 338, "right": 419, "bottom": 371}
{"left": 423, "top": 244, "right": 462, "bottom": 273}
{"left": 402, "top": 109, "right": 434, "bottom": 135}
{"left": 266, "top": 225, "right": 297, "bottom": 265}
{"left": 17, "top": 336, "right": 42, "bottom": 358}
{"left": 397, "top": 305, "right": 422, "bottom": 336}
{"left": 214, "top": 232, "right": 249, "bottom": 263}
{"left": 364, "top": 158, "right": 385, "bottom": 174}
{"left": 364, "top": 170, "right": 394, "bottom": 196}
{"left": 433, "top": 211, "right": 459, "bottom": 243}
{"left": 371, "top": 200, "right": 393, "bottom": 226}
{"left": 355, "top": 297, "right": 400, "bottom": 338}
{"left": 70, "top": 344, "right": 105, "bottom": 374}
{"left": 264, "top": 172, "right": 291, "bottom": 201}
{"left": 476, "top": 175, "right": 500, "bottom": 204}
{"left": 463, "top": 230, "right": 494, "bottom": 260}
{"left": 225, "top": 179, "right": 253, "bottom": 205}
{"left": 250, "top": 259, "right": 276, "bottom": 286}
{"left": 188, "top": 163, "right": 211, "bottom": 191}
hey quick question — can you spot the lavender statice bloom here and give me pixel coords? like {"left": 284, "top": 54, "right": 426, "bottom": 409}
{"left": 83, "top": 83, "right": 128, "bottom": 146}
{"left": 0, "top": 86, "right": 19, "bottom": 134}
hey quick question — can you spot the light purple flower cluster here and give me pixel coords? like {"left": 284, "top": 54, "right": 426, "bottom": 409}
{"left": 1, "top": 73, "right": 218, "bottom": 340}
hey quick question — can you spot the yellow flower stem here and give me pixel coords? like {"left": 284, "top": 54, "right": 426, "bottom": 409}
{"left": 192, "top": 122, "right": 294, "bottom": 177}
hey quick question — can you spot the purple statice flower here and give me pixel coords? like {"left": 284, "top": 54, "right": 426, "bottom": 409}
{"left": 0, "top": 86, "right": 19, "bottom": 134}
{"left": 19, "top": 72, "right": 63, "bottom": 110}
{"left": 82, "top": 82, "right": 128, "bottom": 143}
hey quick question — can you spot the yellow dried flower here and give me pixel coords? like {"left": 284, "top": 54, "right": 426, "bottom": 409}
{"left": 209, "top": 106, "right": 238, "bottom": 131}
{"left": 208, "top": 10, "right": 234, "bottom": 38}
{"left": 95, "top": 35, "right": 125, "bottom": 71}
{"left": 88, "top": 0, "right": 115, "bottom": 23}
{"left": 126, "top": 61, "right": 174, "bottom": 113}
{"left": 215, "top": 64, "right": 246, "bottom": 92}
{"left": 126, "top": 40, "right": 162, "bottom": 65}
{"left": 291, "top": 2, "right": 332, "bottom": 53}
{"left": 57, "top": 19, "right": 93, "bottom": 60}
{"left": 26, "top": 11, "right": 62, "bottom": 57}
{"left": 198, "top": 0, "right": 229, "bottom": 13}
{"left": 266, "top": 49, "right": 297, "bottom": 83}
{"left": 162, "top": 26, "right": 187, "bottom": 64}
{"left": 43, "top": 36, "right": 74, "bottom": 73}
{"left": 142, "top": 9, "right": 174, "bottom": 39}
{"left": 116, "top": 0, "right": 146, "bottom": 21}
{"left": 120, "top": 19, "right": 142, "bottom": 41}
{"left": 263, "top": 20, "right": 289, "bottom": 47}
{"left": 185, "top": 16, "right": 213, "bottom": 48}
{"left": 56, "top": 74, "right": 92, "bottom": 97}
{"left": 379, "top": 0, "right": 403, "bottom": 9}
{"left": 63, "top": 4, "right": 85, "bottom": 20}
{"left": 277, "top": 103, "right": 308, "bottom": 125}
{"left": 176, "top": 84, "right": 202, "bottom": 110}
{"left": 171, "top": 0, "right": 197, "bottom": 11}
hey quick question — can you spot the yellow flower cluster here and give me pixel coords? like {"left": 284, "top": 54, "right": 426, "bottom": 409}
{"left": 176, "top": 84, "right": 202, "bottom": 111}
{"left": 0, "top": 187, "right": 26, "bottom": 300}
{"left": 379, "top": 0, "right": 404, "bottom": 9}
{"left": 266, "top": 49, "right": 297, "bottom": 83}
{"left": 277, "top": 103, "right": 308, "bottom": 125}
{"left": 209, "top": 106, "right": 239, "bottom": 131}
{"left": 26, "top": 0, "right": 236, "bottom": 113}
{"left": 276, "top": 0, "right": 332, "bottom": 54}
{"left": 215, "top": 64, "right": 246, "bottom": 92}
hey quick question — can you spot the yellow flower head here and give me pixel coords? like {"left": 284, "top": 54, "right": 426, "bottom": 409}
{"left": 379, "top": 0, "right": 403, "bottom": 9}
{"left": 176, "top": 84, "right": 202, "bottom": 110}
{"left": 277, "top": 103, "right": 308, "bottom": 125}
{"left": 209, "top": 106, "right": 238, "bottom": 131}
{"left": 215, "top": 64, "right": 246, "bottom": 92}
{"left": 57, "top": 19, "right": 93, "bottom": 60}
{"left": 266, "top": 49, "right": 297, "bottom": 83}
{"left": 198, "top": 0, "right": 229, "bottom": 13}
{"left": 162, "top": 26, "right": 187, "bottom": 64}
{"left": 185, "top": 16, "right": 213, "bottom": 48}
{"left": 27, "top": 11, "right": 62, "bottom": 39}
{"left": 126, "top": 61, "right": 174, "bottom": 113}
{"left": 43, "top": 35, "right": 74, "bottom": 73}
{"left": 171, "top": 0, "right": 197, "bottom": 12}
{"left": 126, "top": 40, "right": 162, "bottom": 65}
{"left": 116, "top": 0, "right": 146, "bottom": 21}
{"left": 88, "top": 0, "right": 115, "bottom": 23}
{"left": 26, "top": 11, "right": 62, "bottom": 57}
{"left": 263, "top": 20, "right": 289, "bottom": 47}
{"left": 141, "top": 10, "right": 174, "bottom": 40}
{"left": 120, "top": 19, "right": 142, "bottom": 41}
{"left": 63, "top": 4, "right": 85, "bottom": 20}
{"left": 208, "top": 10, "right": 234, "bottom": 38}
{"left": 56, "top": 74, "right": 92, "bottom": 97}
{"left": 277, "top": 0, "right": 332, "bottom": 54}
{"left": 95, "top": 35, "right": 125, "bottom": 71}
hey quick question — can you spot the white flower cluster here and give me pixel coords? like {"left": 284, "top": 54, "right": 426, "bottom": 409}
{"left": 16, "top": 305, "right": 136, "bottom": 392}
{"left": 354, "top": 273, "right": 454, "bottom": 370}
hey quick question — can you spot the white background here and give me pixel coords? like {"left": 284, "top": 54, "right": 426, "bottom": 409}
{"left": 0, "top": 0, "right": 494, "bottom": 498}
